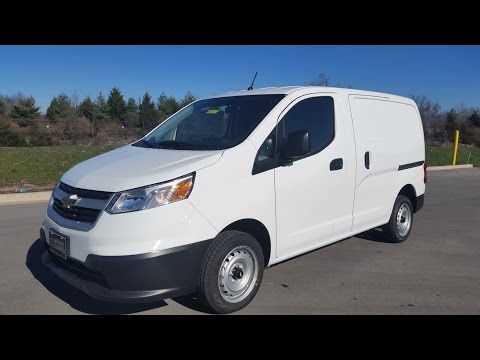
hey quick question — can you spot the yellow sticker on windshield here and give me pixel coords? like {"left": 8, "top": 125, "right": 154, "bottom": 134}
{"left": 206, "top": 109, "right": 220, "bottom": 114}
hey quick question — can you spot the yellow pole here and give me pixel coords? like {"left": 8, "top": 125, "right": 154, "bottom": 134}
{"left": 452, "top": 130, "right": 460, "bottom": 165}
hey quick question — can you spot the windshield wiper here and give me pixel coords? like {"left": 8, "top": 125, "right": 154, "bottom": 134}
{"left": 154, "top": 140, "right": 204, "bottom": 150}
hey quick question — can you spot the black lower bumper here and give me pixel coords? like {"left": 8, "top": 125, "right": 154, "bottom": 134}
{"left": 40, "top": 229, "right": 211, "bottom": 303}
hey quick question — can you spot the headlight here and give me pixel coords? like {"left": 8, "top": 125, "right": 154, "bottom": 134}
{"left": 105, "top": 173, "right": 195, "bottom": 214}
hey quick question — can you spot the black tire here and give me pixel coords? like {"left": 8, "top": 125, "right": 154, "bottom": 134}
{"left": 198, "top": 230, "right": 264, "bottom": 314}
{"left": 382, "top": 195, "right": 414, "bottom": 243}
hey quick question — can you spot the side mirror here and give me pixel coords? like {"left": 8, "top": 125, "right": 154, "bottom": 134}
{"left": 283, "top": 130, "right": 310, "bottom": 159}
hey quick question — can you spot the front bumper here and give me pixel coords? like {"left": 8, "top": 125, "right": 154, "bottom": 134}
{"left": 40, "top": 228, "right": 211, "bottom": 303}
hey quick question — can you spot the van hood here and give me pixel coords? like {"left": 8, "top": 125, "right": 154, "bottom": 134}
{"left": 61, "top": 145, "right": 224, "bottom": 192}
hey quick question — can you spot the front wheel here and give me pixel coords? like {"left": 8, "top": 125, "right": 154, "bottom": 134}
{"left": 382, "top": 195, "right": 414, "bottom": 243}
{"left": 198, "top": 231, "right": 264, "bottom": 314}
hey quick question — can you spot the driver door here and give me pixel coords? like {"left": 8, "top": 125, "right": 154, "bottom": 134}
{"left": 274, "top": 94, "right": 346, "bottom": 258}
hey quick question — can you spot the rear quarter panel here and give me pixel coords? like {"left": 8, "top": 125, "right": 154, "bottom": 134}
{"left": 349, "top": 95, "right": 425, "bottom": 229}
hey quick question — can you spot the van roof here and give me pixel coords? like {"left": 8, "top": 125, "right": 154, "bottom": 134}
{"left": 212, "top": 86, "right": 305, "bottom": 96}
{"left": 208, "top": 86, "right": 415, "bottom": 105}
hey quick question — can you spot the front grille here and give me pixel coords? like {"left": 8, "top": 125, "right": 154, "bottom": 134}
{"left": 51, "top": 182, "right": 113, "bottom": 224}
{"left": 53, "top": 198, "right": 101, "bottom": 223}
{"left": 50, "top": 254, "right": 109, "bottom": 288}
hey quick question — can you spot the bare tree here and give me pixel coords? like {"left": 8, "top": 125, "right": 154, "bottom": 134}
{"left": 70, "top": 91, "right": 80, "bottom": 109}
{"left": 410, "top": 95, "right": 445, "bottom": 138}
{"left": 308, "top": 73, "right": 330, "bottom": 87}
{"left": 1, "top": 92, "right": 28, "bottom": 113}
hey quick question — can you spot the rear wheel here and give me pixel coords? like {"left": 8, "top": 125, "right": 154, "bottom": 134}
{"left": 382, "top": 195, "right": 414, "bottom": 243}
{"left": 198, "top": 231, "right": 264, "bottom": 314}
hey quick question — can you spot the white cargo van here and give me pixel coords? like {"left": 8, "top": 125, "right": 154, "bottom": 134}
{"left": 40, "top": 86, "right": 426, "bottom": 313}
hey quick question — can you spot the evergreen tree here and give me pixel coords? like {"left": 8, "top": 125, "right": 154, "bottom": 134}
{"left": 10, "top": 96, "right": 40, "bottom": 127}
{"left": 126, "top": 97, "right": 138, "bottom": 113}
{"left": 468, "top": 110, "right": 480, "bottom": 127}
{"left": 95, "top": 92, "right": 109, "bottom": 122}
{"left": 459, "top": 122, "right": 473, "bottom": 145}
{"left": 179, "top": 91, "right": 197, "bottom": 108}
{"left": 79, "top": 96, "right": 96, "bottom": 137}
{"left": 0, "top": 97, "right": 5, "bottom": 114}
{"left": 46, "top": 93, "right": 71, "bottom": 121}
{"left": 46, "top": 97, "right": 59, "bottom": 120}
{"left": 125, "top": 97, "right": 139, "bottom": 128}
{"left": 157, "top": 92, "right": 180, "bottom": 119}
{"left": 139, "top": 92, "right": 158, "bottom": 131}
{"left": 445, "top": 108, "right": 457, "bottom": 142}
{"left": 79, "top": 96, "right": 95, "bottom": 121}
{"left": 107, "top": 87, "right": 126, "bottom": 123}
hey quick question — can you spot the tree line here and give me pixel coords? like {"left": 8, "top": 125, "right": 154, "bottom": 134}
{"left": 411, "top": 95, "right": 480, "bottom": 147}
{"left": 1, "top": 78, "right": 480, "bottom": 147}
{"left": 0, "top": 88, "right": 196, "bottom": 146}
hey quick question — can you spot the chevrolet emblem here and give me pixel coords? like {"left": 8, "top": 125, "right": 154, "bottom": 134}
{"left": 61, "top": 194, "right": 80, "bottom": 209}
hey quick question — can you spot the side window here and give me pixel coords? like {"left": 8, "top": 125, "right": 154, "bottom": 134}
{"left": 279, "top": 96, "right": 335, "bottom": 159}
{"left": 252, "top": 96, "right": 334, "bottom": 175}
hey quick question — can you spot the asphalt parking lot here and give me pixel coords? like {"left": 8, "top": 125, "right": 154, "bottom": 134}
{"left": 0, "top": 169, "right": 479, "bottom": 314}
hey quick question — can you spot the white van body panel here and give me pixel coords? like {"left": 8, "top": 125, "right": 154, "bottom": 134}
{"left": 273, "top": 93, "right": 347, "bottom": 258}
{"left": 348, "top": 95, "right": 425, "bottom": 232}
{"left": 188, "top": 139, "right": 278, "bottom": 263}
{"left": 62, "top": 145, "right": 223, "bottom": 192}
{"left": 333, "top": 95, "right": 357, "bottom": 236}
{"left": 42, "top": 198, "right": 218, "bottom": 262}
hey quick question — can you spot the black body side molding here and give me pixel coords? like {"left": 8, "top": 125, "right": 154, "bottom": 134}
{"left": 398, "top": 161, "right": 424, "bottom": 171}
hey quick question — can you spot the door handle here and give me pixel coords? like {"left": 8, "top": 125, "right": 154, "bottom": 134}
{"left": 330, "top": 158, "right": 343, "bottom": 171}
{"left": 365, "top": 151, "right": 370, "bottom": 169}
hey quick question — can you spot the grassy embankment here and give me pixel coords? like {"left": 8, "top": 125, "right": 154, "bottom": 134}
{"left": 425, "top": 145, "right": 480, "bottom": 167}
{"left": 0, "top": 144, "right": 478, "bottom": 191}
{"left": 0, "top": 145, "right": 118, "bottom": 191}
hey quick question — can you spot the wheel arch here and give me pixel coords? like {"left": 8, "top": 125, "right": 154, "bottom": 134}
{"left": 222, "top": 219, "right": 271, "bottom": 266}
{"left": 398, "top": 184, "right": 418, "bottom": 212}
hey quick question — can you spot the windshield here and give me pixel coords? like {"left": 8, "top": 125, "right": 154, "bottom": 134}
{"left": 133, "top": 94, "right": 284, "bottom": 150}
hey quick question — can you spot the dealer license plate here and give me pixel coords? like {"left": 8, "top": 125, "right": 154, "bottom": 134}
{"left": 49, "top": 229, "right": 69, "bottom": 260}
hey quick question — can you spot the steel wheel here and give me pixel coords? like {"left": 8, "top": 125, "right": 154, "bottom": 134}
{"left": 218, "top": 245, "right": 259, "bottom": 303}
{"left": 396, "top": 203, "right": 412, "bottom": 237}
{"left": 199, "top": 231, "right": 265, "bottom": 313}
{"left": 382, "top": 195, "right": 414, "bottom": 243}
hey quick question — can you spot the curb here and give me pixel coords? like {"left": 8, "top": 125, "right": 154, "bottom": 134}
{"left": 0, "top": 191, "right": 52, "bottom": 206}
{"left": 427, "top": 164, "right": 475, "bottom": 171}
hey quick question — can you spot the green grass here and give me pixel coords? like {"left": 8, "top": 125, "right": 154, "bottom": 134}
{"left": 426, "top": 145, "right": 480, "bottom": 167}
{"left": 0, "top": 143, "right": 478, "bottom": 190}
{"left": 0, "top": 145, "right": 118, "bottom": 187}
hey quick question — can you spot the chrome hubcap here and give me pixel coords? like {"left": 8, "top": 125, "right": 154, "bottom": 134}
{"left": 396, "top": 203, "right": 412, "bottom": 237}
{"left": 218, "top": 246, "right": 258, "bottom": 303}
